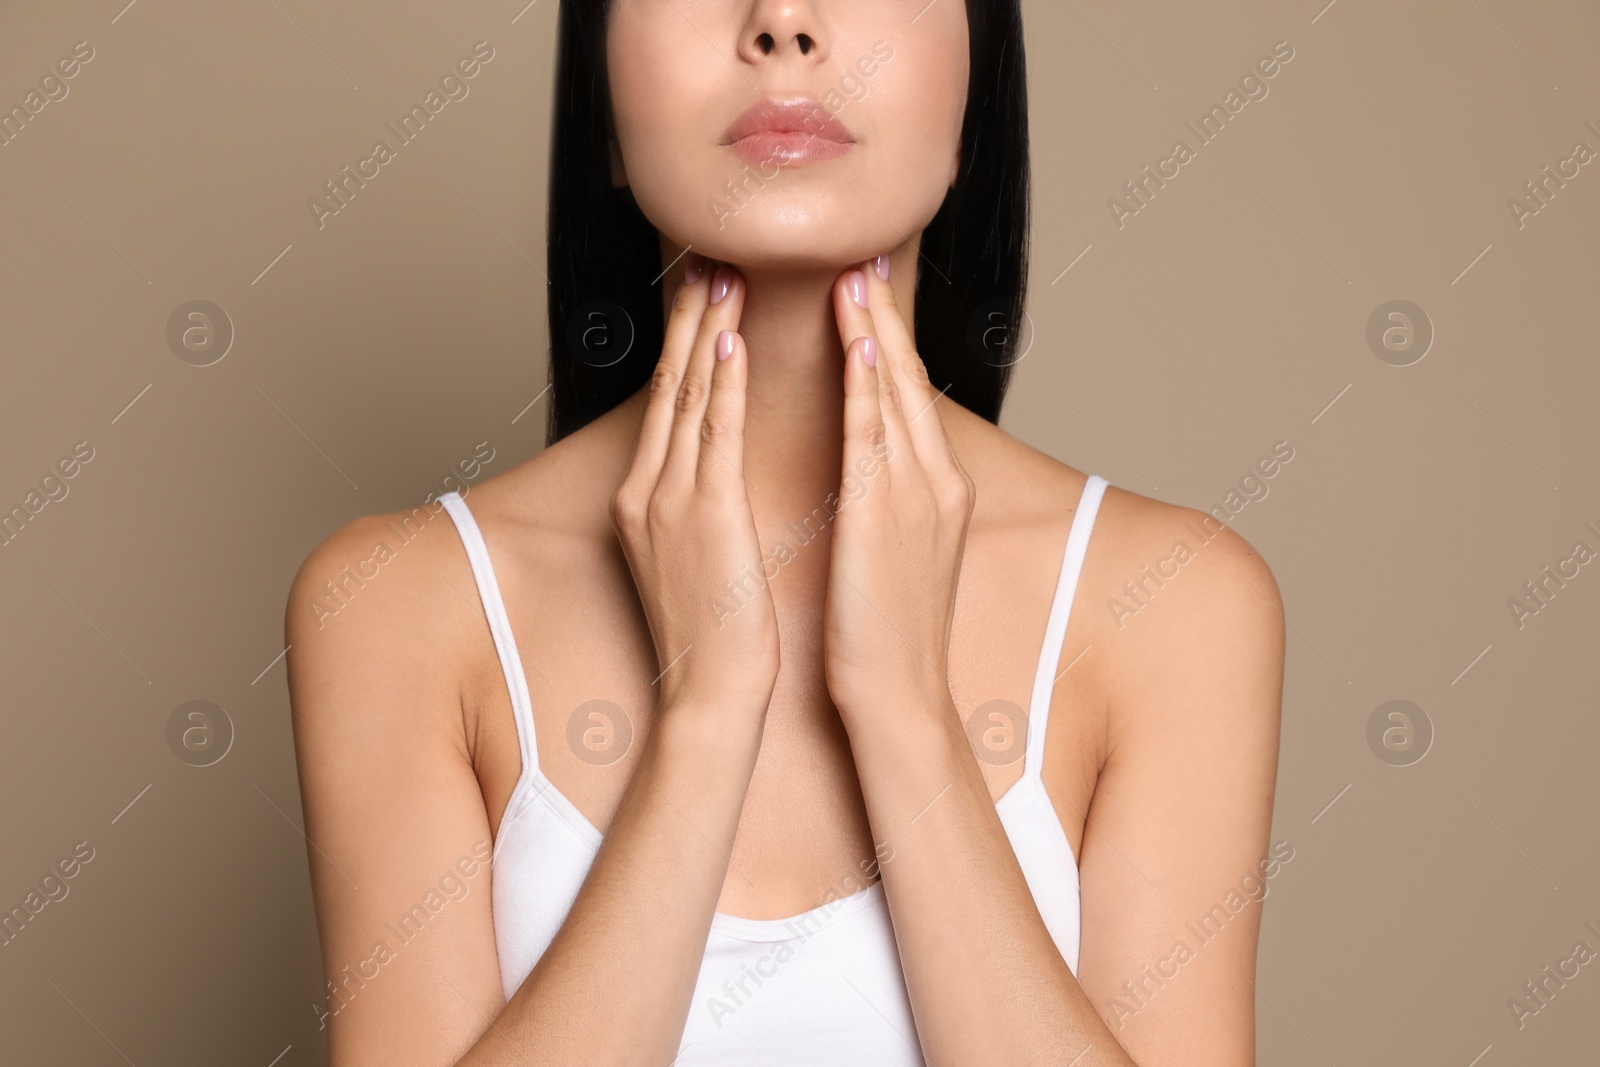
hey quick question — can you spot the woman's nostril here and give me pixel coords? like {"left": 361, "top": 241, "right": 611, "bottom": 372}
{"left": 756, "top": 32, "right": 774, "bottom": 55}
{"left": 797, "top": 34, "right": 813, "bottom": 55}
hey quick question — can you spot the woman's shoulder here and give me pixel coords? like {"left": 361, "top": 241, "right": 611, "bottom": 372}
{"left": 284, "top": 409, "right": 633, "bottom": 655}
{"left": 442, "top": 400, "right": 638, "bottom": 544}
{"left": 956, "top": 407, "right": 1283, "bottom": 747}
{"left": 951, "top": 404, "right": 1280, "bottom": 629}
{"left": 282, "top": 490, "right": 489, "bottom": 675}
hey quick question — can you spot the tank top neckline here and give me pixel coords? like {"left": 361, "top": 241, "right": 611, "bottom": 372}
{"left": 438, "top": 473, "right": 1110, "bottom": 943}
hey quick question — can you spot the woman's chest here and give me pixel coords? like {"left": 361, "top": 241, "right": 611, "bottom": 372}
{"left": 462, "top": 530, "right": 1109, "bottom": 912}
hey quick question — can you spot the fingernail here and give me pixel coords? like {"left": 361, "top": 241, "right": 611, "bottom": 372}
{"left": 861, "top": 336, "right": 877, "bottom": 368}
{"left": 848, "top": 271, "right": 868, "bottom": 308}
{"left": 717, "top": 329, "right": 735, "bottom": 362}
{"left": 684, "top": 252, "right": 706, "bottom": 284}
{"left": 710, "top": 265, "right": 734, "bottom": 304}
{"left": 874, "top": 254, "right": 890, "bottom": 281}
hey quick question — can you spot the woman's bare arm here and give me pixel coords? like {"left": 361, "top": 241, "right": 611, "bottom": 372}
{"left": 1070, "top": 513, "right": 1285, "bottom": 1065}
{"left": 821, "top": 260, "right": 1285, "bottom": 1065}
{"left": 288, "top": 256, "right": 780, "bottom": 1067}
{"left": 841, "top": 519, "right": 1284, "bottom": 1066}
{"left": 287, "top": 511, "right": 514, "bottom": 1066}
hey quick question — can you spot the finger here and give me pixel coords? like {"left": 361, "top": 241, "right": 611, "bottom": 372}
{"left": 632, "top": 251, "right": 711, "bottom": 479}
{"left": 696, "top": 329, "right": 748, "bottom": 494}
{"left": 832, "top": 266, "right": 915, "bottom": 467}
{"left": 858, "top": 253, "right": 959, "bottom": 468}
{"left": 663, "top": 263, "right": 744, "bottom": 488}
{"left": 840, "top": 333, "right": 891, "bottom": 498}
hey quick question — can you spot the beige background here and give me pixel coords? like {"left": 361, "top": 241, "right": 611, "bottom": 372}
{"left": 2, "top": 0, "right": 1597, "bottom": 1063}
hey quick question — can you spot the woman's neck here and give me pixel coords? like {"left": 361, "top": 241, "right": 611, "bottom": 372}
{"left": 663, "top": 247, "right": 915, "bottom": 529}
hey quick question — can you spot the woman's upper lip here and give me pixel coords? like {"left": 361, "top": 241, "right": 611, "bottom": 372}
{"left": 723, "top": 97, "right": 854, "bottom": 145}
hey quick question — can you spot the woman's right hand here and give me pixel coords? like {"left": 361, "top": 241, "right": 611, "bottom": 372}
{"left": 610, "top": 254, "right": 780, "bottom": 719}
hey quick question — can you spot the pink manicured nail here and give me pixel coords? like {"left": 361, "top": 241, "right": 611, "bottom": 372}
{"left": 684, "top": 252, "right": 706, "bottom": 284}
{"left": 874, "top": 254, "right": 890, "bottom": 281}
{"left": 710, "top": 265, "right": 734, "bottom": 304}
{"left": 848, "top": 271, "right": 868, "bottom": 308}
{"left": 717, "top": 329, "right": 735, "bottom": 362}
{"left": 861, "top": 336, "right": 877, "bottom": 368}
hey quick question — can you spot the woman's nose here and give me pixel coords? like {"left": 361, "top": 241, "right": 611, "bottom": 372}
{"left": 738, "top": 0, "right": 832, "bottom": 65}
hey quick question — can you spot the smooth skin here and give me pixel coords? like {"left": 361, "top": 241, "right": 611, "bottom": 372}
{"left": 285, "top": 3, "right": 1284, "bottom": 1065}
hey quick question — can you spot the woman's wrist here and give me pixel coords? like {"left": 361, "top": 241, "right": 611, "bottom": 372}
{"left": 834, "top": 687, "right": 979, "bottom": 826}
{"left": 835, "top": 676, "right": 961, "bottom": 744}
{"left": 651, "top": 692, "right": 768, "bottom": 767}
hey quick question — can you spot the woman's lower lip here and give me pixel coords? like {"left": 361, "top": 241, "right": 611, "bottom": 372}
{"left": 727, "top": 132, "right": 853, "bottom": 168}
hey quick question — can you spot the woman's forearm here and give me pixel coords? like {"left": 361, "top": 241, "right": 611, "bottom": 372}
{"left": 450, "top": 256, "right": 776, "bottom": 1066}
{"left": 455, "top": 703, "right": 763, "bottom": 1067}
{"left": 842, "top": 688, "right": 1139, "bottom": 1067}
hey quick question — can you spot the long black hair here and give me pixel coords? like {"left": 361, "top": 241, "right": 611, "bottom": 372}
{"left": 545, "top": 0, "right": 1029, "bottom": 446}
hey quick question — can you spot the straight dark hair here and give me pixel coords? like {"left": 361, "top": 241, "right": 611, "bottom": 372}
{"left": 545, "top": 0, "right": 1029, "bottom": 446}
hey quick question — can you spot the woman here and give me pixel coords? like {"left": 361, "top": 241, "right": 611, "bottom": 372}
{"left": 286, "top": 2, "right": 1285, "bottom": 1064}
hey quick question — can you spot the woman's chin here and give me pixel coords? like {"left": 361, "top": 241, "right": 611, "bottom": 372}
{"left": 682, "top": 218, "right": 902, "bottom": 276}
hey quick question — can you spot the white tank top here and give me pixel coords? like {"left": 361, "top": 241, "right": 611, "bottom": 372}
{"left": 439, "top": 473, "right": 1109, "bottom": 1064}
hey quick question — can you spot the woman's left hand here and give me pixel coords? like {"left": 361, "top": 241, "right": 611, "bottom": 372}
{"left": 822, "top": 256, "right": 976, "bottom": 725}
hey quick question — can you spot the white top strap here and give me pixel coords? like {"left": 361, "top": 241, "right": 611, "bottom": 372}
{"left": 1023, "top": 474, "right": 1110, "bottom": 777}
{"left": 438, "top": 491, "right": 541, "bottom": 777}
